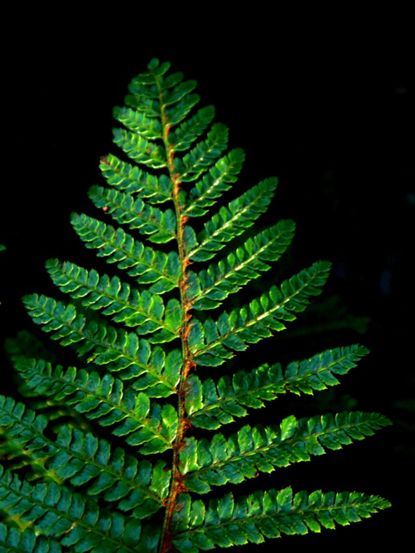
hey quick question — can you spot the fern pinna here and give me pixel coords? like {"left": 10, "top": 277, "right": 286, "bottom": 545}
{"left": 0, "top": 59, "right": 390, "bottom": 553}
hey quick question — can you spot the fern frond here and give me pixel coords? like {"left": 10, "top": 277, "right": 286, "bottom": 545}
{"left": 188, "top": 220, "right": 296, "bottom": 310}
{"left": 126, "top": 64, "right": 200, "bottom": 125}
{"left": 172, "top": 487, "right": 390, "bottom": 552}
{"left": 113, "top": 106, "right": 162, "bottom": 140}
{"left": 23, "top": 295, "right": 181, "bottom": 394}
{"left": 0, "top": 523, "right": 62, "bottom": 553}
{"left": 187, "top": 178, "right": 277, "bottom": 262}
{"left": 0, "top": 395, "right": 57, "bottom": 482}
{"left": 88, "top": 186, "right": 176, "bottom": 244}
{"left": 183, "top": 149, "right": 245, "bottom": 218}
{"left": 45, "top": 259, "right": 181, "bottom": 339}
{"left": 4, "top": 58, "right": 390, "bottom": 552}
{"left": 112, "top": 128, "right": 166, "bottom": 169}
{"left": 99, "top": 154, "right": 172, "bottom": 203}
{"left": 0, "top": 395, "right": 169, "bottom": 516}
{"left": 180, "top": 412, "right": 391, "bottom": 493}
{"left": 13, "top": 359, "right": 178, "bottom": 454}
{"left": 186, "top": 345, "right": 369, "bottom": 429}
{"left": 0, "top": 466, "right": 158, "bottom": 553}
{"left": 190, "top": 261, "right": 331, "bottom": 366}
{"left": 70, "top": 213, "right": 180, "bottom": 294}
{"left": 170, "top": 106, "right": 215, "bottom": 152}
{"left": 174, "top": 123, "right": 229, "bottom": 182}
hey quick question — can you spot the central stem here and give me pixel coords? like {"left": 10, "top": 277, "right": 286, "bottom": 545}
{"left": 157, "top": 81, "right": 194, "bottom": 553}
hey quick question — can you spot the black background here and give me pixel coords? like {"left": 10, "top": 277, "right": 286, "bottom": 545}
{"left": 1, "top": 14, "right": 414, "bottom": 551}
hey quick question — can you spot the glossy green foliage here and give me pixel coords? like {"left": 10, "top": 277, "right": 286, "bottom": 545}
{"left": 186, "top": 178, "right": 278, "bottom": 262}
{"left": 0, "top": 466, "right": 158, "bottom": 553}
{"left": 22, "top": 294, "right": 182, "bottom": 391}
{"left": 180, "top": 412, "right": 390, "bottom": 494}
{"left": 1, "top": 59, "right": 390, "bottom": 552}
{"left": 45, "top": 258, "right": 181, "bottom": 338}
{"left": 189, "top": 261, "right": 332, "bottom": 366}
{"left": 0, "top": 523, "right": 62, "bottom": 553}
{"left": 70, "top": 213, "right": 180, "bottom": 294}
{"left": 183, "top": 148, "right": 245, "bottom": 217}
{"left": 0, "top": 395, "right": 169, "bottom": 517}
{"left": 172, "top": 488, "right": 390, "bottom": 552}
{"left": 11, "top": 358, "right": 178, "bottom": 454}
{"left": 88, "top": 186, "right": 177, "bottom": 244}
{"left": 100, "top": 154, "right": 171, "bottom": 203}
{"left": 186, "top": 345, "right": 369, "bottom": 429}
{"left": 188, "top": 220, "right": 296, "bottom": 310}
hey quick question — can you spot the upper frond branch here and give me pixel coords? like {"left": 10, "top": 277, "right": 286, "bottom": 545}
{"left": 88, "top": 186, "right": 176, "bottom": 244}
{"left": 186, "top": 345, "right": 369, "bottom": 429}
{"left": 188, "top": 219, "right": 296, "bottom": 310}
{"left": 170, "top": 106, "right": 215, "bottom": 152}
{"left": 23, "top": 294, "right": 181, "bottom": 393}
{"left": 45, "top": 259, "right": 181, "bottom": 340}
{"left": 175, "top": 123, "right": 229, "bottom": 183}
{"left": 99, "top": 154, "right": 172, "bottom": 204}
{"left": 186, "top": 178, "right": 277, "bottom": 262}
{"left": 190, "top": 261, "right": 331, "bottom": 366}
{"left": 14, "top": 359, "right": 178, "bottom": 455}
{"left": 70, "top": 213, "right": 180, "bottom": 295}
{"left": 183, "top": 149, "right": 245, "bottom": 218}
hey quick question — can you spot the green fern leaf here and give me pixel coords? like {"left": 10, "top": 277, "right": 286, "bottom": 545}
{"left": 99, "top": 153, "right": 172, "bottom": 203}
{"left": 13, "top": 359, "right": 178, "bottom": 454}
{"left": 175, "top": 123, "right": 229, "bottom": 182}
{"left": 183, "top": 149, "right": 245, "bottom": 218}
{"left": 190, "top": 261, "right": 331, "bottom": 366}
{"left": 180, "top": 412, "right": 391, "bottom": 493}
{"left": 187, "top": 178, "right": 277, "bottom": 261}
{"left": 0, "top": 465, "right": 158, "bottom": 553}
{"left": 112, "top": 128, "right": 166, "bottom": 169}
{"left": 0, "top": 395, "right": 169, "bottom": 516}
{"left": 70, "top": 213, "right": 180, "bottom": 294}
{"left": 170, "top": 105, "right": 215, "bottom": 152}
{"left": 88, "top": 186, "right": 176, "bottom": 243}
{"left": 1, "top": 58, "right": 390, "bottom": 552}
{"left": 23, "top": 295, "right": 181, "bottom": 393}
{"left": 188, "top": 219, "right": 296, "bottom": 310}
{"left": 172, "top": 488, "right": 390, "bottom": 551}
{"left": 113, "top": 105, "right": 162, "bottom": 140}
{"left": 186, "top": 345, "right": 369, "bottom": 429}
{"left": 45, "top": 259, "right": 180, "bottom": 338}
{"left": 0, "top": 523, "right": 62, "bottom": 553}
